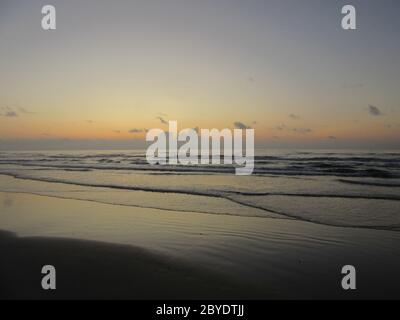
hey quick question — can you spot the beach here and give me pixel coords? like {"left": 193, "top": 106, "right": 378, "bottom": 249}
{"left": 1, "top": 150, "right": 400, "bottom": 299}
{"left": 0, "top": 229, "right": 249, "bottom": 300}
{"left": 1, "top": 189, "right": 400, "bottom": 299}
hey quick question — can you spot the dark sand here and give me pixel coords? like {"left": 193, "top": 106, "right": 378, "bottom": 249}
{"left": 3, "top": 228, "right": 400, "bottom": 300}
{"left": 0, "top": 230, "right": 255, "bottom": 300}
{"left": 1, "top": 191, "right": 400, "bottom": 300}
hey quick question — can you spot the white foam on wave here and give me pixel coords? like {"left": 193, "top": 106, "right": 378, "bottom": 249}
{"left": 1, "top": 150, "right": 400, "bottom": 230}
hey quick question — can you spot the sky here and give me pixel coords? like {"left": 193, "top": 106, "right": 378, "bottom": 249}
{"left": 0, "top": 0, "right": 399, "bottom": 150}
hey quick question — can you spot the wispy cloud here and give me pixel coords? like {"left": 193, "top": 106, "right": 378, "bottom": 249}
{"left": 274, "top": 124, "right": 286, "bottom": 131}
{"left": 4, "top": 111, "right": 18, "bottom": 117}
{"left": 292, "top": 127, "right": 312, "bottom": 134}
{"left": 1, "top": 106, "right": 34, "bottom": 117}
{"left": 288, "top": 114, "right": 300, "bottom": 120}
{"left": 156, "top": 116, "right": 168, "bottom": 125}
{"left": 233, "top": 121, "right": 251, "bottom": 129}
{"left": 342, "top": 83, "right": 365, "bottom": 89}
{"left": 274, "top": 124, "right": 312, "bottom": 134}
{"left": 129, "top": 128, "right": 148, "bottom": 134}
{"left": 0, "top": 106, "right": 18, "bottom": 117}
{"left": 129, "top": 128, "right": 145, "bottom": 133}
{"left": 18, "top": 107, "right": 35, "bottom": 114}
{"left": 328, "top": 135, "right": 337, "bottom": 140}
{"left": 368, "top": 105, "right": 382, "bottom": 116}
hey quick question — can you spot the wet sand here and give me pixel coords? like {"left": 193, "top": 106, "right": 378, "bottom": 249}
{"left": 1, "top": 191, "right": 400, "bottom": 299}
{"left": 0, "top": 230, "right": 254, "bottom": 300}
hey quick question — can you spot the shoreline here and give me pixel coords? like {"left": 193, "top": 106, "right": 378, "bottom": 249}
{"left": 1, "top": 191, "right": 400, "bottom": 299}
{"left": 1, "top": 173, "right": 399, "bottom": 231}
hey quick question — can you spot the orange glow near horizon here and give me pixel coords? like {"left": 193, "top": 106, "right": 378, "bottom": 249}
{"left": 1, "top": 1, "right": 399, "bottom": 149}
